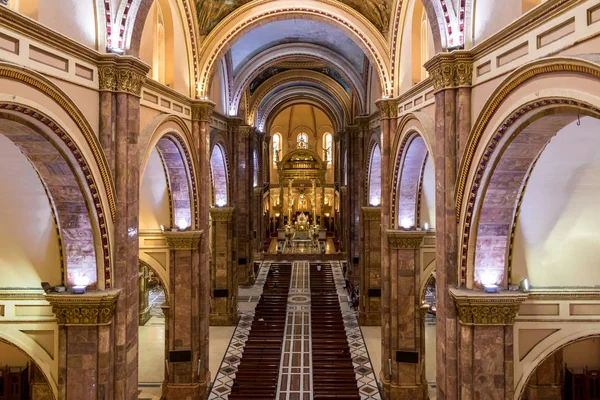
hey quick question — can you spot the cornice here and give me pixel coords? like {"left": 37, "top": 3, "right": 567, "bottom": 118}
{"left": 45, "top": 289, "right": 121, "bottom": 326}
{"left": 394, "top": 78, "right": 433, "bottom": 106}
{"left": 143, "top": 78, "right": 193, "bottom": 107}
{"left": 424, "top": 51, "right": 474, "bottom": 93}
{"left": 527, "top": 289, "right": 600, "bottom": 301}
{"left": 210, "top": 207, "right": 234, "bottom": 221}
{"left": 386, "top": 230, "right": 426, "bottom": 249}
{"left": 362, "top": 206, "right": 381, "bottom": 221}
{"left": 191, "top": 101, "right": 215, "bottom": 122}
{"left": 450, "top": 288, "right": 528, "bottom": 326}
{"left": 163, "top": 230, "right": 203, "bottom": 250}
{"left": 0, "top": 290, "right": 46, "bottom": 301}
{"left": 97, "top": 55, "right": 150, "bottom": 97}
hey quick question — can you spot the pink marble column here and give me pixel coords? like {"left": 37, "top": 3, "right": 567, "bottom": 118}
{"left": 209, "top": 207, "right": 237, "bottom": 326}
{"left": 162, "top": 231, "right": 206, "bottom": 399}
{"left": 346, "top": 124, "right": 362, "bottom": 282}
{"left": 381, "top": 231, "right": 428, "bottom": 400}
{"left": 359, "top": 207, "right": 382, "bottom": 326}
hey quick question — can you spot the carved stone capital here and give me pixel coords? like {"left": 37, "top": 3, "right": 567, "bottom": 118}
{"left": 450, "top": 288, "right": 528, "bottom": 326}
{"left": 355, "top": 116, "right": 371, "bottom": 130}
{"left": 424, "top": 51, "right": 474, "bottom": 92}
{"left": 386, "top": 230, "right": 426, "bottom": 249}
{"left": 362, "top": 206, "right": 381, "bottom": 221}
{"left": 191, "top": 101, "right": 215, "bottom": 122}
{"left": 46, "top": 289, "right": 121, "bottom": 326}
{"left": 210, "top": 207, "right": 234, "bottom": 222}
{"left": 340, "top": 186, "right": 348, "bottom": 195}
{"left": 227, "top": 117, "right": 243, "bottom": 133}
{"left": 419, "top": 304, "right": 431, "bottom": 319}
{"left": 97, "top": 56, "right": 149, "bottom": 96}
{"left": 239, "top": 125, "right": 255, "bottom": 138}
{"left": 375, "top": 99, "right": 399, "bottom": 119}
{"left": 164, "top": 230, "right": 203, "bottom": 250}
{"left": 345, "top": 125, "right": 361, "bottom": 137}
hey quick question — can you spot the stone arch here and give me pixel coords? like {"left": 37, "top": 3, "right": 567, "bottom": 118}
{"left": 139, "top": 257, "right": 170, "bottom": 301}
{"left": 366, "top": 136, "right": 382, "bottom": 207}
{"left": 458, "top": 56, "right": 600, "bottom": 288}
{"left": 196, "top": 1, "right": 393, "bottom": 98}
{"left": 230, "top": 43, "right": 366, "bottom": 115}
{"left": 0, "top": 335, "right": 57, "bottom": 399}
{"left": 0, "top": 65, "right": 116, "bottom": 289}
{"left": 140, "top": 114, "right": 199, "bottom": 229}
{"left": 390, "top": 112, "right": 435, "bottom": 228}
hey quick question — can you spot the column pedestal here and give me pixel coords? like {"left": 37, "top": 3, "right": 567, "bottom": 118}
{"left": 209, "top": 207, "right": 237, "bottom": 326}
{"left": 381, "top": 231, "right": 428, "bottom": 400}
{"left": 359, "top": 206, "right": 381, "bottom": 326}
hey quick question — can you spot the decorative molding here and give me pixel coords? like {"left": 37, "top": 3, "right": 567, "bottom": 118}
{"left": 239, "top": 125, "right": 255, "bottom": 138}
{"left": 450, "top": 288, "right": 528, "bottom": 326}
{"left": 191, "top": 101, "right": 215, "bottom": 122}
{"left": 210, "top": 207, "right": 234, "bottom": 222}
{"left": 527, "top": 289, "right": 600, "bottom": 301}
{"left": 386, "top": 230, "right": 426, "bottom": 249}
{"left": 375, "top": 99, "right": 399, "bottom": 119}
{"left": 362, "top": 207, "right": 381, "bottom": 221}
{"left": 164, "top": 230, "right": 203, "bottom": 250}
{"left": 0, "top": 290, "right": 46, "bottom": 301}
{"left": 424, "top": 51, "right": 474, "bottom": 92}
{"left": 97, "top": 56, "right": 149, "bottom": 96}
{"left": 46, "top": 289, "right": 121, "bottom": 326}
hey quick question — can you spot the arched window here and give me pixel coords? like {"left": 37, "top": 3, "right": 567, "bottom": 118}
{"left": 297, "top": 133, "right": 308, "bottom": 148}
{"left": 420, "top": 9, "right": 429, "bottom": 81}
{"left": 272, "top": 133, "right": 281, "bottom": 164}
{"left": 368, "top": 144, "right": 382, "bottom": 206}
{"left": 210, "top": 145, "right": 228, "bottom": 207}
{"left": 323, "top": 133, "right": 333, "bottom": 164}
{"left": 153, "top": 2, "right": 166, "bottom": 83}
{"left": 253, "top": 149, "right": 259, "bottom": 188}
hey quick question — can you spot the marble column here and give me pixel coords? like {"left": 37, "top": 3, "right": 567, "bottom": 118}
{"left": 30, "top": 363, "right": 53, "bottom": 400}
{"left": 162, "top": 230, "right": 207, "bottom": 399}
{"left": 190, "top": 100, "right": 214, "bottom": 398}
{"left": 209, "top": 207, "right": 237, "bottom": 326}
{"left": 525, "top": 350, "right": 563, "bottom": 399}
{"left": 98, "top": 55, "right": 149, "bottom": 400}
{"left": 424, "top": 52, "right": 473, "bottom": 400}
{"left": 139, "top": 263, "right": 151, "bottom": 325}
{"left": 450, "top": 289, "right": 528, "bottom": 400}
{"left": 345, "top": 124, "right": 362, "bottom": 280}
{"left": 381, "top": 231, "right": 428, "bottom": 399}
{"left": 47, "top": 290, "right": 120, "bottom": 400}
{"left": 359, "top": 207, "right": 382, "bottom": 326}
{"left": 233, "top": 125, "right": 255, "bottom": 285}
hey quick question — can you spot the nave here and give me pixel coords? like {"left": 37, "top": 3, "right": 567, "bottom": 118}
{"left": 209, "top": 261, "right": 380, "bottom": 400}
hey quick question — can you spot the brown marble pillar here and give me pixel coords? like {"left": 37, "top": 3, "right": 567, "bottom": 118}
{"left": 209, "top": 207, "right": 237, "bottom": 326}
{"left": 189, "top": 100, "right": 214, "bottom": 399}
{"left": 47, "top": 290, "right": 120, "bottom": 400}
{"left": 380, "top": 231, "right": 428, "bottom": 400}
{"left": 359, "top": 207, "right": 382, "bottom": 326}
{"left": 98, "top": 55, "right": 149, "bottom": 400}
{"left": 525, "top": 350, "right": 563, "bottom": 399}
{"left": 30, "top": 363, "right": 53, "bottom": 400}
{"left": 424, "top": 52, "right": 473, "bottom": 400}
{"left": 451, "top": 289, "right": 527, "bottom": 400}
{"left": 346, "top": 124, "right": 362, "bottom": 281}
{"left": 162, "top": 230, "right": 207, "bottom": 399}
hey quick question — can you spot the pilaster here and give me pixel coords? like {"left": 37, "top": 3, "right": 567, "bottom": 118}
{"left": 345, "top": 124, "right": 362, "bottom": 281}
{"left": 359, "top": 207, "right": 381, "bottom": 326}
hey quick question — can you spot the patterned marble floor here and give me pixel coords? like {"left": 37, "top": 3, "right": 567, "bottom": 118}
{"left": 208, "top": 259, "right": 382, "bottom": 400}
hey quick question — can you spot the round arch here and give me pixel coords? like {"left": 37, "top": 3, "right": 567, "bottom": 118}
{"left": 196, "top": 0, "right": 393, "bottom": 98}
{"left": 139, "top": 257, "right": 170, "bottom": 301}
{"left": 230, "top": 43, "right": 366, "bottom": 115}
{"left": 457, "top": 56, "right": 600, "bottom": 288}
{"left": 366, "top": 136, "right": 382, "bottom": 207}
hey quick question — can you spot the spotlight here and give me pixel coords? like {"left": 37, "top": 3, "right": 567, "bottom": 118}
{"left": 177, "top": 218, "right": 189, "bottom": 231}
{"left": 72, "top": 285, "right": 87, "bottom": 295}
{"left": 519, "top": 279, "right": 531, "bottom": 293}
{"left": 483, "top": 284, "right": 499, "bottom": 293}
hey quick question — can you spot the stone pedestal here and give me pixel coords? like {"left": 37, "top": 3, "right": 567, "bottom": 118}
{"left": 359, "top": 206, "right": 381, "bottom": 326}
{"left": 450, "top": 288, "right": 528, "bottom": 399}
{"left": 47, "top": 289, "right": 120, "bottom": 400}
{"left": 209, "top": 207, "right": 237, "bottom": 326}
{"left": 162, "top": 230, "right": 208, "bottom": 399}
{"left": 525, "top": 350, "right": 563, "bottom": 399}
{"left": 381, "top": 231, "right": 428, "bottom": 400}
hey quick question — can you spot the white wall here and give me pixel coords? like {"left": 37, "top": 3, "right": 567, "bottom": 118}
{"left": 472, "top": 0, "right": 522, "bottom": 45}
{"left": 0, "top": 341, "right": 30, "bottom": 368}
{"left": 0, "top": 135, "right": 61, "bottom": 288}
{"left": 139, "top": 148, "right": 170, "bottom": 229}
{"left": 512, "top": 117, "right": 600, "bottom": 288}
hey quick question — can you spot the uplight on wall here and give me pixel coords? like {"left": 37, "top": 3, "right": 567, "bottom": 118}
{"left": 177, "top": 218, "right": 189, "bottom": 231}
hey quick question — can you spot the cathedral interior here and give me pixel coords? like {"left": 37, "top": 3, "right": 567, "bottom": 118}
{"left": 0, "top": 0, "right": 600, "bottom": 399}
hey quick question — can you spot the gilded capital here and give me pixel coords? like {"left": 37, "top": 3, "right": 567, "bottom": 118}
{"left": 210, "top": 207, "right": 234, "bottom": 222}
{"left": 386, "top": 230, "right": 426, "bottom": 249}
{"left": 46, "top": 289, "right": 121, "bottom": 326}
{"left": 376, "top": 99, "right": 399, "bottom": 120}
{"left": 239, "top": 125, "right": 255, "bottom": 138}
{"left": 164, "top": 230, "right": 203, "bottom": 250}
{"left": 424, "top": 51, "right": 474, "bottom": 92}
{"left": 355, "top": 116, "right": 371, "bottom": 131}
{"left": 345, "top": 125, "right": 360, "bottom": 137}
{"left": 97, "top": 56, "right": 149, "bottom": 96}
{"left": 191, "top": 101, "right": 215, "bottom": 122}
{"left": 450, "top": 288, "right": 528, "bottom": 326}
{"left": 362, "top": 206, "right": 381, "bottom": 221}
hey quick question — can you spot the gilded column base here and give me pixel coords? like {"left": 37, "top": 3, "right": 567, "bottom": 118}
{"left": 161, "top": 381, "right": 207, "bottom": 400}
{"left": 381, "top": 378, "right": 428, "bottom": 400}
{"left": 209, "top": 312, "right": 238, "bottom": 326}
{"left": 358, "top": 311, "right": 381, "bottom": 326}
{"left": 139, "top": 305, "right": 152, "bottom": 326}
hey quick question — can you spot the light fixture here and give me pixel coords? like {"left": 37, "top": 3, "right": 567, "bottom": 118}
{"left": 483, "top": 284, "right": 499, "bottom": 293}
{"left": 400, "top": 218, "right": 412, "bottom": 230}
{"left": 72, "top": 285, "right": 87, "bottom": 295}
{"left": 160, "top": 225, "right": 165, "bottom": 232}
{"left": 423, "top": 222, "right": 430, "bottom": 231}
{"left": 107, "top": 46, "right": 124, "bottom": 55}
{"left": 177, "top": 218, "right": 189, "bottom": 231}
{"left": 519, "top": 278, "right": 530, "bottom": 293}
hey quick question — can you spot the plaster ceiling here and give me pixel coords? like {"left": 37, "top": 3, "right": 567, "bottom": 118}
{"left": 229, "top": 19, "right": 365, "bottom": 73}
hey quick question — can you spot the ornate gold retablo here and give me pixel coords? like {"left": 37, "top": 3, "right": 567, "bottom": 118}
{"left": 450, "top": 288, "right": 528, "bottom": 326}
{"left": 46, "top": 289, "right": 121, "bottom": 326}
